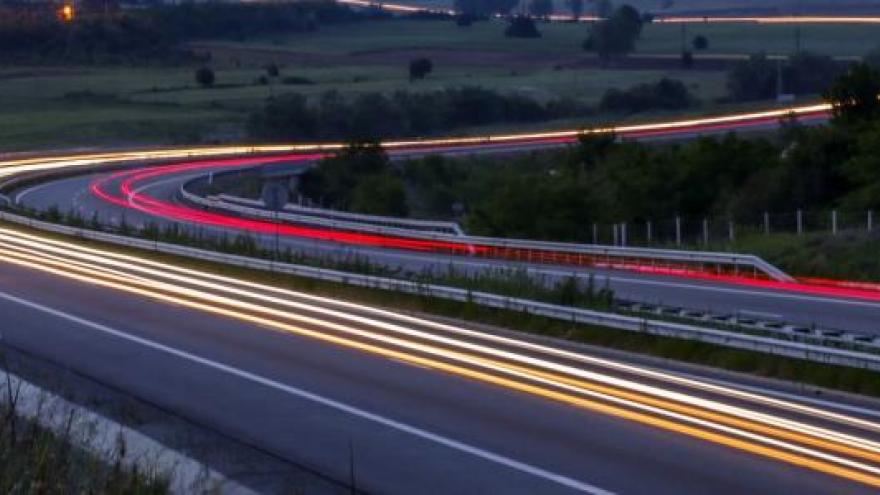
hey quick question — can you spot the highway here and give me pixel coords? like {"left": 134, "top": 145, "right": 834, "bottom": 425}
{"left": 3, "top": 103, "right": 880, "bottom": 492}
{"left": 14, "top": 168, "right": 880, "bottom": 335}
{"left": 7, "top": 103, "right": 880, "bottom": 335}
{"left": 2, "top": 227, "right": 880, "bottom": 494}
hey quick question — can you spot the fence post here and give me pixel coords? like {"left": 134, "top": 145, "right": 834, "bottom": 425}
{"left": 646, "top": 221, "right": 652, "bottom": 244}
{"left": 796, "top": 209, "right": 803, "bottom": 235}
{"left": 869, "top": 210, "right": 873, "bottom": 232}
{"left": 832, "top": 210, "right": 838, "bottom": 235}
{"left": 702, "top": 218, "right": 709, "bottom": 245}
{"left": 592, "top": 223, "right": 598, "bottom": 244}
{"left": 763, "top": 212, "right": 770, "bottom": 235}
{"left": 728, "top": 219, "right": 735, "bottom": 243}
{"left": 675, "top": 216, "right": 682, "bottom": 246}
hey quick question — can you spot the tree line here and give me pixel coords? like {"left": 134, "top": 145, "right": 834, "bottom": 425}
{"left": 247, "top": 87, "right": 593, "bottom": 141}
{"left": 0, "top": 2, "right": 365, "bottom": 64}
{"left": 303, "top": 65, "right": 880, "bottom": 242}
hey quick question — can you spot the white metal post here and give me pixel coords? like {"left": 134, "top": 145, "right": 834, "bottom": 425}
{"left": 832, "top": 210, "right": 838, "bottom": 235}
{"left": 675, "top": 216, "right": 681, "bottom": 246}
{"left": 796, "top": 209, "right": 803, "bottom": 235}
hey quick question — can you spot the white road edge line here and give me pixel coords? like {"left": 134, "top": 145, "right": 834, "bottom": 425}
{"left": 14, "top": 180, "right": 64, "bottom": 205}
{"left": 0, "top": 289, "right": 614, "bottom": 495}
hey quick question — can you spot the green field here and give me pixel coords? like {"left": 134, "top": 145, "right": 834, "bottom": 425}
{"left": 1, "top": 17, "right": 877, "bottom": 152}
{"left": 243, "top": 18, "right": 880, "bottom": 57}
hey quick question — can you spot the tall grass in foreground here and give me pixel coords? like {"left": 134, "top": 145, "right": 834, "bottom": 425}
{"left": 0, "top": 373, "right": 169, "bottom": 494}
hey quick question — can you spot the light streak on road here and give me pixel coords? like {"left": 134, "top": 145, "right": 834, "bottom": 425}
{"left": 1, "top": 226, "right": 880, "bottom": 487}
{"left": 7, "top": 102, "right": 880, "bottom": 304}
{"left": 0, "top": 103, "right": 831, "bottom": 181}
{"left": 330, "top": 0, "right": 880, "bottom": 25}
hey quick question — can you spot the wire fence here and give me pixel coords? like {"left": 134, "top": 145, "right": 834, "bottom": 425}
{"left": 592, "top": 210, "right": 877, "bottom": 248}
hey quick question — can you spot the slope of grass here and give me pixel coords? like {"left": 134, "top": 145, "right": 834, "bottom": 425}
{"left": 0, "top": 387, "right": 169, "bottom": 494}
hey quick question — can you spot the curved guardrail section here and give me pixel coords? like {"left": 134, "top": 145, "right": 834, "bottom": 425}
{"left": 179, "top": 182, "right": 794, "bottom": 282}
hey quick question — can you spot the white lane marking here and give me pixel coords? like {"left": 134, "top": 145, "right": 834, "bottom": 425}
{"left": 0, "top": 290, "right": 614, "bottom": 495}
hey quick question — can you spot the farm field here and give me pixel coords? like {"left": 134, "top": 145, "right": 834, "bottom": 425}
{"left": 2, "top": 17, "right": 877, "bottom": 151}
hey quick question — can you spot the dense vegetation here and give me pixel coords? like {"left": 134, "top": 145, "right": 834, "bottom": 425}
{"left": 247, "top": 87, "right": 593, "bottom": 141}
{"left": 302, "top": 65, "right": 880, "bottom": 244}
{"left": 0, "top": 2, "right": 364, "bottom": 64}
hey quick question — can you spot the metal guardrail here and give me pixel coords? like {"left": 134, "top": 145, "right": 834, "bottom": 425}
{"left": 180, "top": 185, "right": 794, "bottom": 282}
{"left": 214, "top": 192, "right": 465, "bottom": 235}
{"left": 1, "top": 210, "right": 876, "bottom": 371}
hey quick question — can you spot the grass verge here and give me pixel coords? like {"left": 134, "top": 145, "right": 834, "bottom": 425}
{"left": 0, "top": 373, "right": 169, "bottom": 494}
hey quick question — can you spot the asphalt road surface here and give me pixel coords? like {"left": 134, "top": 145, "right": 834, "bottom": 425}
{"left": 1, "top": 231, "right": 879, "bottom": 494}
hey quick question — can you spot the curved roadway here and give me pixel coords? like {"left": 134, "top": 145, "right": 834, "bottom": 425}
{"left": 4, "top": 104, "right": 880, "bottom": 494}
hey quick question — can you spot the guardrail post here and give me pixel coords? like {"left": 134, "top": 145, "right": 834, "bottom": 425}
{"left": 675, "top": 216, "right": 681, "bottom": 246}
{"left": 612, "top": 224, "right": 619, "bottom": 246}
{"left": 763, "top": 212, "right": 770, "bottom": 235}
{"left": 621, "top": 223, "right": 627, "bottom": 247}
{"left": 646, "top": 221, "right": 652, "bottom": 244}
{"left": 592, "top": 223, "right": 598, "bottom": 245}
{"left": 702, "top": 218, "right": 709, "bottom": 245}
{"left": 832, "top": 210, "right": 838, "bottom": 235}
{"left": 728, "top": 219, "right": 735, "bottom": 243}
{"left": 796, "top": 209, "right": 803, "bottom": 235}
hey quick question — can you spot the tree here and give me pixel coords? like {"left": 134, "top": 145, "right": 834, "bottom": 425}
{"left": 528, "top": 0, "right": 553, "bottom": 19}
{"left": 786, "top": 51, "right": 844, "bottom": 95}
{"left": 726, "top": 53, "right": 776, "bottom": 101}
{"left": 566, "top": 0, "right": 583, "bottom": 20}
{"left": 195, "top": 67, "right": 215, "bottom": 88}
{"left": 505, "top": 15, "right": 542, "bottom": 38}
{"left": 409, "top": 57, "right": 433, "bottom": 81}
{"left": 692, "top": 34, "right": 708, "bottom": 51}
{"left": 351, "top": 174, "right": 409, "bottom": 216}
{"left": 680, "top": 50, "right": 693, "bottom": 69}
{"left": 583, "top": 5, "right": 644, "bottom": 60}
{"left": 824, "top": 63, "right": 880, "bottom": 126}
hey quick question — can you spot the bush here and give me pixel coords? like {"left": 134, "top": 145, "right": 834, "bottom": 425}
{"left": 248, "top": 87, "right": 590, "bottom": 141}
{"left": 599, "top": 78, "right": 694, "bottom": 114}
{"left": 195, "top": 67, "right": 215, "bottom": 87}
{"left": 281, "top": 75, "right": 315, "bottom": 85}
{"left": 505, "top": 15, "right": 542, "bottom": 38}
{"left": 409, "top": 57, "right": 433, "bottom": 81}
